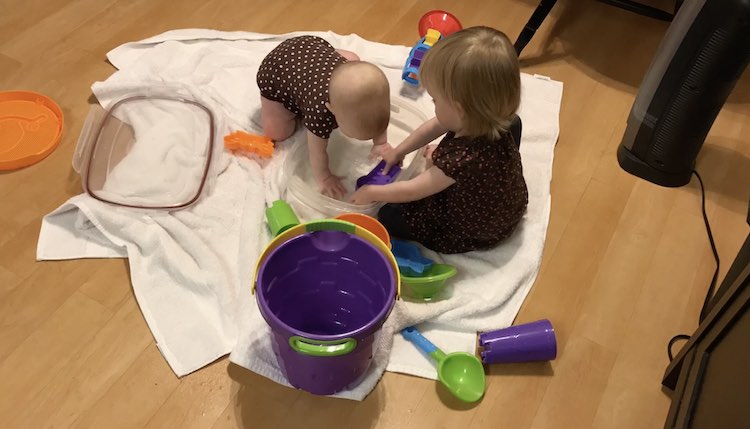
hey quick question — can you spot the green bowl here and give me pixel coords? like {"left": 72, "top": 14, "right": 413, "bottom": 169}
{"left": 401, "top": 264, "right": 457, "bottom": 300}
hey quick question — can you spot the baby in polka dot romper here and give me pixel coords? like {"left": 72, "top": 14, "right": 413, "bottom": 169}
{"left": 350, "top": 27, "right": 529, "bottom": 254}
{"left": 257, "top": 35, "right": 391, "bottom": 199}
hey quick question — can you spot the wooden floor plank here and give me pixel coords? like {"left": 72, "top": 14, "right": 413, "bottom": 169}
{"left": 2, "top": 0, "right": 749, "bottom": 427}
{"left": 0, "top": 292, "right": 112, "bottom": 427}
{"left": 6, "top": 297, "right": 152, "bottom": 428}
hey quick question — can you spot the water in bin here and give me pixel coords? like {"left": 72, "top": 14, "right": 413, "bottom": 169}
{"left": 284, "top": 99, "right": 431, "bottom": 219}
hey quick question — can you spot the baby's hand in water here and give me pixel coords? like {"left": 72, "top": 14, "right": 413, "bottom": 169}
{"left": 350, "top": 186, "right": 375, "bottom": 205}
{"left": 319, "top": 175, "right": 347, "bottom": 200}
{"left": 368, "top": 142, "right": 393, "bottom": 160}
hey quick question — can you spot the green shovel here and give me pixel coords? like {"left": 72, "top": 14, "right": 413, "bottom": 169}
{"left": 401, "top": 326, "right": 486, "bottom": 402}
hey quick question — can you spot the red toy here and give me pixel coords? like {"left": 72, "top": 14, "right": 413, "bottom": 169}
{"left": 418, "top": 10, "right": 462, "bottom": 38}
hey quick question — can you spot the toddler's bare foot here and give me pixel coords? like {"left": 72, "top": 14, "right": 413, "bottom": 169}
{"left": 336, "top": 49, "right": 360, "bottom": 62}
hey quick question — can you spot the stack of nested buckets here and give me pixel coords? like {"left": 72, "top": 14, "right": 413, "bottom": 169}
{"left": 253, "top": 201, "right": 398, "bottom": 395}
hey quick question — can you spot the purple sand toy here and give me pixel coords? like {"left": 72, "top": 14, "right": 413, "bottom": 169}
{"left": 256, "top": 230, "right": 397, "bottom": 395}
{"left": 356, "top": 160, "right": 401, "bottom": 190}
{"left": 479, "top": 319, "right": 557, "bottom": 364}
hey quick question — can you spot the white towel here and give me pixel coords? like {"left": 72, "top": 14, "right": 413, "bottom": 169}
{"left": 36, "top": 30, "right": 562, "bottom": 400}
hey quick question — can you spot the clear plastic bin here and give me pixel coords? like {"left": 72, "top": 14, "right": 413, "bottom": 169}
{"left": 73, "top": 95, "right": 215, "bottom": 210}
{"left": 284, "top": 99, "right": 429, "bottom": 220}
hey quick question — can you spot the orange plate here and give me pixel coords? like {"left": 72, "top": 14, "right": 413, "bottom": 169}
{"left": 0, "top": 91, "right": 64, "bottom": 170}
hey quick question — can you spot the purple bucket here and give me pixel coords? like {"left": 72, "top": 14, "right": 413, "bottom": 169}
{"left": 256, "top": 230, "right": 397, "bottom": 395}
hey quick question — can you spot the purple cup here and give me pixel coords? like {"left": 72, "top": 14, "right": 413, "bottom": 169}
{"left": 255, "top": 230, "right": 397, "bottom": 395}
{"left": 479, "top": 319, "right": 557, "bottom": 364}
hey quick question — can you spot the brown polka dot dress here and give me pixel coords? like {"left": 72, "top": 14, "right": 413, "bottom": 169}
{"left": 256, "top": 35, "right": 347, "bottom": 139}
{"left": 401, "top": 132, "right": 528, "bottom": 254}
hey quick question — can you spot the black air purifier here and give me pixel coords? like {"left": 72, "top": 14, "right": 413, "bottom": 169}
{"left": 618, "top": 0, "right": 750, "bottom": 187}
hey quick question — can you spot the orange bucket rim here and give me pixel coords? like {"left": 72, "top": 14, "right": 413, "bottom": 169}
{"left": 335, "top": 213, "right": 391, "bottom": 248}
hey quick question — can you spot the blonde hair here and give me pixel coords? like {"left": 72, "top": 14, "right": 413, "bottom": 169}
{"left": 420, "top": 26, "right": 521, "bottom": 139}
{"left": 330, "top": 61, "right": 390, "bottom": 138}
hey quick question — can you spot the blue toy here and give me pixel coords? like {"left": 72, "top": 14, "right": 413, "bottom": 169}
{"left": 402, "top": 29, "right": 442, "bottom": 86}
{"left": 391, "top": 239, "right": 434, "bottom": 276}
{"left": 402, "top": 11, "right": 463, "bottom": 86}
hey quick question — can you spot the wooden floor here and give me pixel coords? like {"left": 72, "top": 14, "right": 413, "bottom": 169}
{"left": 2, "top": 0, "right": 749, "bottom": 427}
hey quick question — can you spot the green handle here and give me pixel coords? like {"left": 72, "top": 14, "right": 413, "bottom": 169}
{"left": 304, "top": 219, "right": 356, "bottom": 234}
{"left": 288, "top": 336, "right": 357, "bottom": 356}
{"left": 430, "top": 349, "right": 447, "bottom": 363}
{"left": 265, "top": 200, "right": 300, "bottom": 236}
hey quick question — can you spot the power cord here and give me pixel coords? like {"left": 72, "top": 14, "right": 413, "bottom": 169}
{"left": 668, "top": 334, "right": 692, "bottom": 361}
{"left": 693, "top": 170, "right": 721, "bottom": 321}
{"left": 666, "top": 170, "right": 720, "bottom": 362}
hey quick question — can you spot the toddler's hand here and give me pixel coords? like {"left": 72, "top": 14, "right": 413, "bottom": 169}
{"left": 382, "top": 148, "right": 405, "bottom": 175}
{"left": 350, "top": 186, "right": 375, "bottom": 205}
{"left": 424, "top": 144, "right": 437, "bottom": 159}
{"left": 319, "top": 175, "right": 347, "bottom": 200}
{"left": 368, "top": 142, "right": 393, "bottom": 160}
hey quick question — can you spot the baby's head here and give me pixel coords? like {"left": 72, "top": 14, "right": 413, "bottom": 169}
{"left": 327, "top": 61, "right": 390, "bottom": 141}
{"left": 421, "top": 26, "right": 521, "bottom": 139}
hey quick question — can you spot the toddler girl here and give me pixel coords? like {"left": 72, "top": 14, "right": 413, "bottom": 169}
{"left": 350, "top": 27, "right": 528, "bottom": 253}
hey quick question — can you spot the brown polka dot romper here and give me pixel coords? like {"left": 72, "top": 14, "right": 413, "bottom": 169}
{"left": 398, "top": 132, "right": 529, "bottom": 254}
{"left": 256, "top": 35, "right": 347, "bottom": 139}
